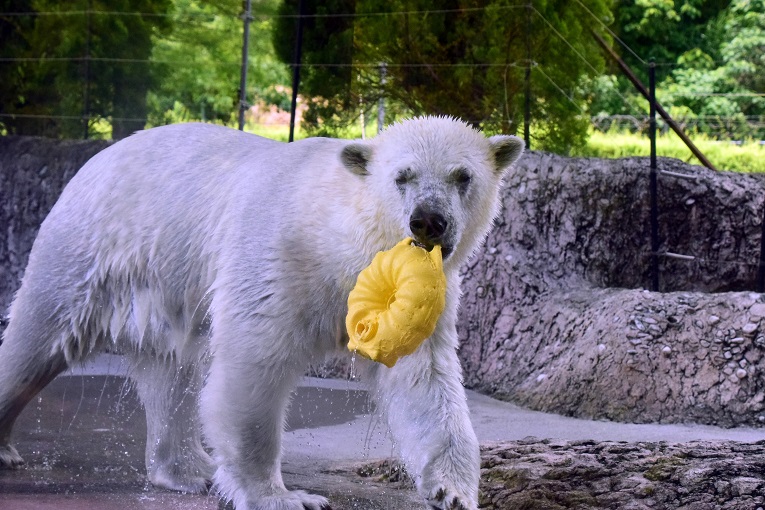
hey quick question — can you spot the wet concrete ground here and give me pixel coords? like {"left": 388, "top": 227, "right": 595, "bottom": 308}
{"left": 0, "top": 355, "right": 762, "bottom": 509}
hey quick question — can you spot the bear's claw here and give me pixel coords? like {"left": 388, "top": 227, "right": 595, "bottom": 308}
{"left": 0, "top": 444, "right": 24, "bottom": 469}
{"left": 427, "top": 485, "right": 474, "bottom": 510}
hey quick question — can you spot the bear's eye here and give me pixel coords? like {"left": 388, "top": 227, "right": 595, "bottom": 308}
{"left": 395, "top": 169, "right": 414, "bottom": 188}
{"left": 451, "top": 169, "right": 472, "bottom": 189}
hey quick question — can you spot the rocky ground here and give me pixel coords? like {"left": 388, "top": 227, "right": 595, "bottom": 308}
{"left": 359, "top": 438, "right": 765, "bottom": 510}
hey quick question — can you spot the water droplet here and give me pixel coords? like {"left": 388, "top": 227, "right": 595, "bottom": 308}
{"left": 349, "top": 350, "right": 358, "bottom": 380}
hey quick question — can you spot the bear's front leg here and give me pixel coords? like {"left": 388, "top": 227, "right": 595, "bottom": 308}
{"left": 201, "top": 331, "right": 330, "bottom": 510}
{"left": 372, "top": 321, "right": 480, "bottom": 510}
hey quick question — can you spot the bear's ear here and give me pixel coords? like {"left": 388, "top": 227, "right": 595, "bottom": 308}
{"left": 340, "top": 143, "right": 373, "bottom": 176}
{"left": 489, "top": 135, "right": 524, "bottom": 176}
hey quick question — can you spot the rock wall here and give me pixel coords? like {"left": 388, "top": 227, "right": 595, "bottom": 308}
{"left": 0, "top": 136, "right": 110, "bottom": 313}
{"left": 459, "top": 152, "right": 765, "bottom": 427}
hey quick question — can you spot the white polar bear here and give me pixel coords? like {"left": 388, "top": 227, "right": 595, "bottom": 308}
{"left": 0, "top": 116, "right": 523, "bottom": 510}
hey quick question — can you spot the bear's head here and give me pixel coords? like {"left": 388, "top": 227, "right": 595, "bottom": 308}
{"left": 340, "top": 116, "right": 524, "bottom": 267}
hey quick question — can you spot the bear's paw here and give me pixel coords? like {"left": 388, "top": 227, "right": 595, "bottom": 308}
{"left": 427, "top": 485, "right": 476, "bottom": 510}
{"left": 0, "top": 444, "right": 24, "bottom": 469}
{"left": 238, "top": 490, "right": 331, "bottom": 510}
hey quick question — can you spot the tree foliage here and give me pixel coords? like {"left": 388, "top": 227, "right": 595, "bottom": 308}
{"left": 148, "top": 0, "right": 289, "bottom": 128}
{"left": 601, "top": 0, "right": 765, "bottom": 139}
{"left": 272, "top": 0, "right": 613, "bottom": 152}
{"left": 720, "top": 0, "right": 765, "bottom": 96}
{"left": 611, "top": 0, "right": 730, "bottom": 66}
{"left": 2, "top": 0, "right": 761, "bottom": 144}
{"left": 0, "top": 0, "right": 35, "bottom": 132}
{"left": 272, "top": 0, "right": 357, "bottom": 132}
{"left": 0, "top": 0, "right": 171, "bottom": 139}
{"left": 0, "top": 0, "right": 289, "bottom": 138}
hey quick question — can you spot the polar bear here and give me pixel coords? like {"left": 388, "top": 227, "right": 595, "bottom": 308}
{"left": 0, "top": 116, "right": 523, "bottom": 510}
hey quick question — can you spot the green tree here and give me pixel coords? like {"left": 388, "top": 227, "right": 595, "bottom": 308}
{"left": 582, "top": 0, "right": 765, "bottom": 139}
{"left": 660, "top": 0, "right": 765, "bottom": 138}
{"left": 0, "top": 0, "right": 37, "bottom": 135}
{"left": 585, "top": 0, "right": 731, "bottom": 119}
{"left": 1, "top": 0, "right": 171, "bottom": 138}
{"left": 148, "top": 0, "right": 289, "bottom": 128}
{"left": 611, "top": 0, "right": 730, "bottom": 67}
{"left": 602, "top": 0, "right": 763, "bottom": 139}
{"left": 720, "top": 0, "right": 765, "bottom": 95}
{"left": 273, "top": 0, "right": 613, "bottom": 152}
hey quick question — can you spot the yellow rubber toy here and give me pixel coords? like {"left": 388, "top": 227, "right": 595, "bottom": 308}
{"left": 346, "top": 238, "right": 447, "bottom": 367}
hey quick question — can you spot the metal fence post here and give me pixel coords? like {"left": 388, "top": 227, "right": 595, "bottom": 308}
{"left": 649, "top": 62, "right": 659, "bottom": 292}
{"left": 237, "top": 0, "right": 253, "bottom": 131}
{"left": 288, "top": 0, "right": 305, "bottom": 143}
{"left": 758, "top": 204, "right": 765, "bottom": 293}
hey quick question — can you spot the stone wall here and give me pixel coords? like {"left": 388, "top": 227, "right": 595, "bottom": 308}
{"left": 459, "top": 152, "right": 765, "bottom": 427}
{"left": 0, "top": 136, "right": 110, "bottom": 313}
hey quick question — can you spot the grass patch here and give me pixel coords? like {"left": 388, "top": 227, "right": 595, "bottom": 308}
{"left": 143, "top": 115, "right": 765, "bottom": 174}
{"left": 245, "top": 120, "right": 373, "bottom": 142}
{"left": 247, "top": 123, "right": 292, "bottom": 142}
{"left": 574, "top": 131, "right": 765, "bottom": 173}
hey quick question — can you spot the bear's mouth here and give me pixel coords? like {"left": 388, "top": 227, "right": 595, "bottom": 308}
{"left": 412, "top": 240, "right": 453, "bottom": 260}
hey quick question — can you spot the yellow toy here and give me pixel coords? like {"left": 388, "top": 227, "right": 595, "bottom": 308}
{"left": 346, "top": 238, "right": 447, "bottom": 367}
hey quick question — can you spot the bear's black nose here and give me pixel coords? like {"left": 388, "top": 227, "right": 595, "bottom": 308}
{"left": 410, "top": 205, "right": 448, "bottom": 248}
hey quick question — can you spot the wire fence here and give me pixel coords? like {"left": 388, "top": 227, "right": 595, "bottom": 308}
{"left": 0, "top": 2, "right": 763, "bottom": 142}
{"left": 591, "top": 115, "right": 765, "bottom": 143}
{"left": 1, "top": 1, "right": 763, "bottom": 290}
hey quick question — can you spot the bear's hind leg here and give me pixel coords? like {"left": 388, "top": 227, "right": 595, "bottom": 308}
{"left": 0, "top": 309, "right": 68, "bottom": 468}
{"left": 129, "top": 354, "right": 215, "bottom": 493}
